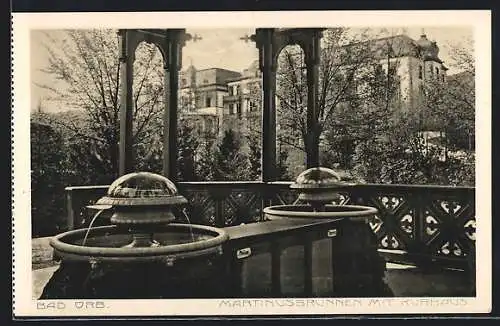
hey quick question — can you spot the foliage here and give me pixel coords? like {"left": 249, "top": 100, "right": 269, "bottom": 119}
{"left": 276, "top": 148, "right": 292, "bottom": 180}
{"left": 213, "top": 129, "right": 251, "bottom": 181}
{"left": 277, "top": 28, "right": 475, "bottom": 187}
{"left": 30, "top": 122, "right": 68, "bottom": 236}
{"left": 177, "top": 119, "right": 201, "bottom": 181}
{"left": 247, "top": 133, "right": 262, "bottom": 180}
{"left": 275, "top": 28, "right": 379, "bottom": 164}
{"left": 196, "top": 135, "right": 216, "bottom": 181}
{"left": 422, "top": 71, "right": 475, "bottom": 152}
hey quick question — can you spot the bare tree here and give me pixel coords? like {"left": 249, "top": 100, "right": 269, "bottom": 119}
{"left": 422, "top": 35, "right": 475, "bottom": 152}
{"left": 34, "top": 29, "right": 165, "bottom": 180}
{"left": 272, "top": 28, "right": 406, "bottom": 176}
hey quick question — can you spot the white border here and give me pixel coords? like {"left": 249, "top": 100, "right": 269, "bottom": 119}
{"left": 12, "top": 10, "right": 492, "bottom": 317}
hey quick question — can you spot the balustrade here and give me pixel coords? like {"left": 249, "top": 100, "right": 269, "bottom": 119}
{"left": 65, "top": 182, "right": 475, "bottom": 271}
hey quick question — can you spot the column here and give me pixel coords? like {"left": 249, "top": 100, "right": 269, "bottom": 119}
{"left": 162, "top": 30, "right": 183, "bottom": 180}
{"left": 118, "top": 30, "right": 135, "bottom": 176}
{"left": 257, "top": 28, "right": 278, "bottom": 182}
{"left": 304, "top": 30, "right": 322, "bottom": 168}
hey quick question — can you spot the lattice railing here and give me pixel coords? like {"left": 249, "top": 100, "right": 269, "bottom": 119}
{"left": 177, "top": 182, "right": 265, "bottom": 227}
{"left": 348, "top": 185, "right": 475, "bottom": 268}
{"left": 65, "top": 182, "right": 475, "bottom": 269}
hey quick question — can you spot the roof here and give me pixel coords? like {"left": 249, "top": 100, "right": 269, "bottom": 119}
{"left": 343, "top": 34, "right": 418, "bottom": 60}
{"left": 342, "top": 34, "right": 444, "bottom": 63}
{"left": 183, "top": 107, "right": 218, "bottom": 116}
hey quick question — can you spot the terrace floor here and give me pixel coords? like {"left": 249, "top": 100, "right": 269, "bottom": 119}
{"left": 31, "top": 237, "right": 475, "bottom": 299}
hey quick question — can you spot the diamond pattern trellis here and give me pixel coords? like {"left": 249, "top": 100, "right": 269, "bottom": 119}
{"left": 223, "top": 191, "right": 262, "bottom": 226}
{"left": 182, "top": 191, "right": 217, "bottom": 226}
{"left": 365, "top": 194, "right": 414, "bottom": 251}
{"left": 422, "top": 197, "right": 475, "bottom": 258}
{"left": 274, "top": 189, "right": 299, "bottom": 206}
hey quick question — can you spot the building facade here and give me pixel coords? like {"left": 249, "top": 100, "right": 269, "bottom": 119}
{"left": 178, "top": 32, "right": 450, "bottom": 142}
{"left": 179, "top": 66, "right": 242, "bottom": 136}
{"left": 367, "top": 33, "right": 448, "bottom": 112}
{"left": 222, "top": 60, "right": 261, "bottom": 138}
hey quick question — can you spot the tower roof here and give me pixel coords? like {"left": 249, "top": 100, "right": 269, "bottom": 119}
{"left": 416, "top": 33, "right": 441, "bottom": 63}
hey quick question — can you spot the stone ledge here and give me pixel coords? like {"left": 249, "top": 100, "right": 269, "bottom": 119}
{"left": 31, "top": 262, "right": 474, "bottom": 299}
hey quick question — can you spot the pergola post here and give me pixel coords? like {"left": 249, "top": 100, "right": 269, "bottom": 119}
{"left": 251, "top": 28, "right": 325, "bottom": 180}
{"left": 255, "top": 28, "right": 278, "bottom": 182}
{"left": 162, "top": 29, "right": 186, "bottom": 181}
{"left": 117, "top": 29, "right": 193, "bottom": 180}
{"left": 118, "top": 30, "right": 139, "bottom": 176}
{"left": 303, "top": 29, "right": 322, "bottom": 168}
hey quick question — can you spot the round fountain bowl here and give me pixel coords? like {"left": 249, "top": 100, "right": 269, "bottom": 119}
{"left": 263, "top": 204, "right": 378, "bottom": 221}
{"left": 49, "top": 224, "right": 229, "bottom": 263}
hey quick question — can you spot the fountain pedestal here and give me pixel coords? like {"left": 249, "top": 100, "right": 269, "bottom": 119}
{"left": 264, "top": 167, "right": 393, "bottom": 297}
{"left": 41, "top": 250, "right": 228, "bottom": 299}
{"left": 329, "top": 215, "right": 391, "bottom": 297}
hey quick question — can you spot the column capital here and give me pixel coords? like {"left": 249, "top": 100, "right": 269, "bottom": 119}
{"left": 120, "top": 29, "right": 200, "bottom": 72}
{"left": 252, "top": 28, "right": 325, "bottom": 73}
{"left": 303, "top": 30, "right": 323, "bottom": 66}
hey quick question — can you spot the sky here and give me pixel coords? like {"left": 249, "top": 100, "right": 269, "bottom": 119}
{"left": 30, "top": 26, "right": 473, "bottom": 112}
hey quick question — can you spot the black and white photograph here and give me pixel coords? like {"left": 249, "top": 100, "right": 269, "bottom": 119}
{"left": 12, "top": 10, "right": 491, "bottom": 316}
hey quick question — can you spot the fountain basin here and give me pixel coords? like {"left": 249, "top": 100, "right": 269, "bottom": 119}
{"left": 50, "top": 224, "right": 229, "bottom": 263}
{"left": 263, "top": 204, "right": 378, "bottom": 221}
{"left": 43, "top": 223, "right": 230, "bottom": 299}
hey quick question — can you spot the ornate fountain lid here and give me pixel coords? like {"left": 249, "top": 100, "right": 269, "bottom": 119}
{"left": 96, "top": 172, "right": 188, "bottom": 207}
{"left": 291, "top": 167, "right": 354, "bottom": 205}
{"left": 291, "top": 167, "right": 352, "bottom": 190}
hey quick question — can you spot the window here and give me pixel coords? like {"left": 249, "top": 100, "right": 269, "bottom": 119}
{"left": 206, "top": 119, "right": 213, "bottom": 132}
{"left": 231, "top": 103, "right": 236, "bottom": 115}
{"left": 418, "top": 65, "right": 423, "bottom": 79}
{"left": 442, "top": 74, "right": 445, "bottom": 82}
{"left": 236, "top": 85, "right": 241, "bottom": 95}
{"left": 249, "top": 101, "right": 257, "bottom": 112}
{"left": 181, "top": 78, "right": 187, "bottom": 86}
{"left": 203, "top": 79, "right": 209, "bottom": 84}
{"left": 205, "top": 96, "right": 212, "bottom": 107}
{"left": 236, "top": 102, "right": 242, "bottom": 118}
{"left": 436, "top": 67, "right": 439, "bottom": 76}
{"left": 228, "top": 86, "right": 234, "bottom": 96}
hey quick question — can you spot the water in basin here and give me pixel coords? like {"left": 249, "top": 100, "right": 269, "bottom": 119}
{"left": 74, "top": 232, "right": 213, "bottom": 247}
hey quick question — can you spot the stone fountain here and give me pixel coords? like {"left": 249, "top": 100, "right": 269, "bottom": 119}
{"left": 263, "top": 167, "right": 393, "bottom": 297}
{"left": 41, "top": 172, "right": 229, "bottom": 299}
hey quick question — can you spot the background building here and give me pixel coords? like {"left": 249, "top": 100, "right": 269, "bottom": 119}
{"left": 346, "top": 32, "right": 449, "bottom": 113}
{"left": 179, "top": 66, "right": 242, "bottom": 135}
{"left": 180, "top": 32, "right": 450, "bottom": 134}
{"left": 223, "top": 60, "right": 262, "bottom": 137}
